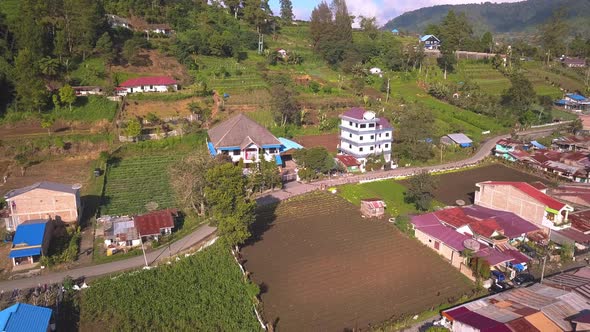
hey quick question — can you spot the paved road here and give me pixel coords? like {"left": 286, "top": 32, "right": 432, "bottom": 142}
{"left": 0, "top": 225, "right": 216, "bottom": 291}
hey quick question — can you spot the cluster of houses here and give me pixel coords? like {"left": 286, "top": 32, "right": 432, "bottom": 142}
{"left": 3, "top": 182, "right": 81, "bottom": 269}
{"left": 495, "top": 136, "right": 590, "bottom": 183}
{"left": 99, "top": 209, "right": 176, "bottom": 253}
{"left": 440, "top": 266, "right": 590, "bottom": 332}
{"left": 412, "top": 180, "right": 590, "bottom": 281}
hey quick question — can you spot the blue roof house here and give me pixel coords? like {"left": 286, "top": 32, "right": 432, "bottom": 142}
{"left": 419, "top": 35, "right": 440, "bottom": 50}
{"left": 0, "top": 303, "right": 52, "bottom": 332}
{"left": 564, "top": 93, "right": 590, "bottom": 111}
{"left": 391, "top": 28, "right": 399, "bottom": 35}
{"left": 9, "top": 219, "right": 53, "bottom": 268}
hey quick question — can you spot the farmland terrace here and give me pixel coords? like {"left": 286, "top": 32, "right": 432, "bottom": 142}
{"left": 242, "top": 192, "right": 474, "bottom": 331}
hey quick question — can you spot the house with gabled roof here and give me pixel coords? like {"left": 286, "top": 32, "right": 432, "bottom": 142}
{"left": 420, "top": 35, "right": 440, "bottom": 50}
{"left": 134, "top": 209, "right": 176, "bottom": 240}
{"left": 475, "top": 181, "right": 574, "bottom": 231}
{"left": 4, "top": 182, "right": 81, "bottom": 231}
{"left": 116, "top": 76, "right": 178, "bottom": 96}
{"left": 207, "top": 113, "right": 283, "bottom": 167}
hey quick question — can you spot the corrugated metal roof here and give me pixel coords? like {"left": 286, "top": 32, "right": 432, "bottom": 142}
{"left": 497, "top": 287, "right": 557, "bottom": 310}
{"left": 447, "top": 133, "right": 473, "bottom": 144}
{"left": 9, "top": 247, "right": 42, "bottom": 258}
{"left": 119, "top": 76, "right": 176, "bottom": 87}
{"left": 5, "top": 181, "right": 78, "bottom": 199}
{"left": 473, "top": 305, "right": 521, "bottom": 323}
{"left": 541, "top": 300, "right": 580, "bottom": 331}
{"left": 12, "top": 220, "right": 49, "bottom": 248}
{"left": 506, "top": 317, "right": 541, "bottom": 332}
{"left": 0, "top": 303, "right": 51, "bottom": 332}
{"left": 524, "top": 312, "right": 563, "bottom": 332}
{"left": 134, "top": 209, "right": 176, "bottom": 236}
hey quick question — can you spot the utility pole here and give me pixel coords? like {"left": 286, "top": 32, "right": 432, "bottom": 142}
{"left": 385, "top": 78, "right": 390, "bottom": 103}
{"left": 258, "top": 32, "right": 264, "bottom": 55}
{"left": 540, "top": 228, "right": 552, "bottom": 283}
{"left": 138, "top": 231, "right": 148, "bottom": 267}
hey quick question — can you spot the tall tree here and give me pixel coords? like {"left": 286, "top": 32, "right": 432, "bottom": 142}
{"left": 280, "top": 0, "right": 294, "bottom": 24}
{"left": 359, "top": 16, "right": 378, "bottom": 40}
{"left": 481, "top": 31, "right": 493, "bottom": 53}
{"left": 438, "top": 10, "right": 473, "bottom": 79}
{"left": 309, "top": 2, "right": 332, "bottom": 50}
{"left": 242, "top": 0, "right": 272, "bottom": 32}
{"left": 59, "top": 84, "right": 76, "bottom": 111}
{"left": 396, "top": 105, "right": 435, "bottom": 162}
{"left": 14, "top": 48, "right": 47, "bottom": 112}
{"left": 331, "top": 0, "right": 352, "bottom": 45}
{"left": 205, "top": 163, "right": 256, "bottom": 247}
{"left": 405, "top": 170, "right": 438, "bottom": 211}
{"left": 540, "top": 8, "right": 568, "bottom": 62}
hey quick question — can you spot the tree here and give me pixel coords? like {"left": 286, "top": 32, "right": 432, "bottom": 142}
{"left": 59, "top": 84, "right": 76, "bottom": 111}
{"left": 405, "top": 170, "right": 437, "bottom": 211}
{"left": 205, "top": 163, "right": 256, "bottom": 247}
{"left": 293, "top": 147, "right": 334, "bottom": 179}
{"left": 170, "top": 150, "right": 223, "bottom": 216}
{"left": 359, "top": 16, "right": 378, "bottom": 40}
{"left": 188, "top": 102, "right": 212, "bottom": 124}
{"left": 279, "top": 0, "right": 294, "bottom": 24}
{"left": 95, "top": 32, "right": 114, "bottom": 65}
{"left": 437, "top": 10, "right": 473, "bottom": 78}
{"left": 242, "top": 0, "right": 272, "bottom": 32}
{"left": 14, "top": 48, "right": 47, "bottom": 112}
{"left": 396, "top": 105, "right": 435, "bottom": 162}
{"left": 540, "top": 9, "right": 568, "bottom": 63}
{"left": 125, "top": 118, "right": 142, "bottom": 140}
{"left": 38, "top": 57, "right": 60, "bottom": 77}
{"left": 481, "top": 31, "right": 493, "bottom": 53}
{"left": 250, "top": 158, "right": 282, "bottom": 192}
{"left": 501, "top": 73, "right": 537, "bottom": 120}
{"left": 268, "top": 76, "right": 299, "bottom": 126}
{"left": 41, "top": 115, "right": 55, "bottom": 136}
{"left": 310, "top": 2, "right": 333, "bottom": 50}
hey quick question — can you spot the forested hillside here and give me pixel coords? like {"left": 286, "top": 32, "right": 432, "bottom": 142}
{"left": 384, "top": 0, "right": 590, "bottom": 37}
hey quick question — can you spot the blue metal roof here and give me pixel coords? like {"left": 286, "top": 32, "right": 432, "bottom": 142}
{"left": 420, "top": 34, "right": 439, "bottom": 42}
{"left": 531, "top": 141, "right": 546, "bottom": 149}
{"left": 567, "top": 93, "right": 587, "bottom": 101}
{"left": 9, "top": 247, "right": 42, "bottom": 258}
{"left": 555, "top": 99, "right": 567, "bottom": 105}
{"left": 392, "top": 28, "right": 399, "bottom": 33}
{"left": 12, "top": 220, "right": 48, "bottom": 248}
{"left": 207, "top": 142, "right": 217, "bottom": 156}
{"left": 0, "top": 303, "right": 52, "bottom": 332}
{"left": 275, "top": 155, "right": 283, "bottom": 166}
{"left": 262, "top": 144, "right": 282, "bottom": 149}
{"left": 278, "top": 137, "right": 303, "bottom": 152}
{"left": 218, "top": 146, "right": 240, "bottom": 151}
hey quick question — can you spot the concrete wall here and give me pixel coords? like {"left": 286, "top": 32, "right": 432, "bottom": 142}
{"left": 7, "top": 189, "right": 79, "bottom": 230}
{"left": 415, "top": 228, "right": 462, "bottom": 268}
{"left": 475, "top": 184, "right": 546, "bottom": 226}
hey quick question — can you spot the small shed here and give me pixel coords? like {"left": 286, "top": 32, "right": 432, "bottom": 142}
{"left": 335, "top": 155, "right": 361, "bottom": 172}
{"left": 441, "top": 133, "right": 473, "bottom": 148}
{"left": 360, "top": 198, "right": 386, "bottom": 218}
{"left": 9, "top": 219, "right": 53, "bottom": 268}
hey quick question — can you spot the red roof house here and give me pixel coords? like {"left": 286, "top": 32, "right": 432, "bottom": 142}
{"left": 134, "top": 209, "right": 176, "bottom": 238}
{"left": 117, "top": 76, "right": 178, "bottom": 96}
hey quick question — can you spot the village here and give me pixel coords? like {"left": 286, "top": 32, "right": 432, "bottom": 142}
{"left": 0, "top": 0, "right": 589, "bottom": 331}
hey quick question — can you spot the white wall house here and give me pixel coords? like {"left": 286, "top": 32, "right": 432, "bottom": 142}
{"left": 117, "top": 76, "right": 178, "bottom": 96}
{"left": 339, "top": 108, "right": 393, "bottom": 171}
{"left": 207, "top": 113, "right": 284, "bottom": 167}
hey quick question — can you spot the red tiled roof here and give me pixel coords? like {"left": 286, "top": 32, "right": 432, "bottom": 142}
{"left": 434, "top": 207, "right": 473, "bottom": 228}
{"left": 119, "top": 76, "right": 177, "bottom": 87}
{"left": 508, "top": 149, "right": 530, "bottom": 159}
{"left": 468, "top": 218, "right": 502, "bottom": 238}
{"left": 570, "top": 210, "right": 590, "bottom": 233}
{"left": 529, "top": 181, "right": 548, "bottom": 191}
{"left": 341, "top": 107, "right": 367, "bottom": 120}
{"left": 335, "top": 155, "right": 360, "bottom": 167}
{"left": 479, "top": 181, "right": 566, "bottom": 211}
{"left": 134, "top": 209, "right": 176, "bottom": 236}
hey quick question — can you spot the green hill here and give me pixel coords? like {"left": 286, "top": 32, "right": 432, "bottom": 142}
{"left": 383, "top": 0, "right": 590, "bottom": 36}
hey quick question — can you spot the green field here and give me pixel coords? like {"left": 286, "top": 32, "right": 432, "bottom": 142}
{"left": 102, "top": 154, "right": 178, "bottom": 215}
{"left": 81, "top": 243, "right": 261, "bottom": 331}
{"left": 53, "top": 96, "right": 118, "bottom": 123}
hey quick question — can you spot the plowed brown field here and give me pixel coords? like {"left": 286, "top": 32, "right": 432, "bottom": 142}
{"left": 242, "top": 192, "right": 473, "bottom": 331}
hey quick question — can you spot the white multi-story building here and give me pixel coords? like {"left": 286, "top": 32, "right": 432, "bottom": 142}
{"left": 339, "top": 108, "right": 393, "bottom": 170}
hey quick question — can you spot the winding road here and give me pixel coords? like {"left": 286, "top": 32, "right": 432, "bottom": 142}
{"left": 0, "top": 122, "right": 568, "bottom": 291}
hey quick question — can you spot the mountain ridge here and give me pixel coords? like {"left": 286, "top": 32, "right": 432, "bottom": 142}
{"left": 383, "top": 0, "right": 590, "bottom": 37}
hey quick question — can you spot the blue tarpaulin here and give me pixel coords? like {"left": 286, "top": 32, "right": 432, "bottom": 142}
{"left": 513, "top": 263, "right": 525, "bottom": 272}
{"left": 207, "top": 142, "right": 217, "bottom": 156}
{"left": 275, "top": 155, "right": 283, "bottom": 166}
{"left": 531, "top": 141, "right": 546, "bottom": 149}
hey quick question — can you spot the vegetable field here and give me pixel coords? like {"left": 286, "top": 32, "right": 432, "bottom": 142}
{"left": 101, "top": 154, "right": 178, "bottom": 215}
{"left": 80, "top": 243, "right": 261, "bottom": 331}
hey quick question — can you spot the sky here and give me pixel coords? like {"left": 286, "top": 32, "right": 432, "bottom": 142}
{"left": 268, "top": 0, "right": 523, "bottom": 26}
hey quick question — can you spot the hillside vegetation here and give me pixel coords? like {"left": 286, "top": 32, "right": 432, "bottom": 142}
{"left": 384, "top": 0, "right": 590, "bottom": 36}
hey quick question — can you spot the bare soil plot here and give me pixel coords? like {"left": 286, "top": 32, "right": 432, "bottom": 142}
{"left": 294, "top": 133, "right": 339, "bottom": 153}
{"left": 242, "top": 192, "right": 473, "bottom": 331}
{"left": 0, "top": 158, "right": 93, "bottom": 197}
{"left": 406, "top": 164, "right": 550, "bottom": 206}
{"left": 111, "top": 49, "right": 191, "bottom": 83}
{"left": 124, "top": 97, "right": 202, "bottom": 119}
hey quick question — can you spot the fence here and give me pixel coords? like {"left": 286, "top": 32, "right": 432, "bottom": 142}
{"left": 231, "top": 247, "right": 267, "bottom": 331}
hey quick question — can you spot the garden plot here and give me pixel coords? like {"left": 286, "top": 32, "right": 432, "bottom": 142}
{"left": 242, "top": 192, "right": 474, "bottom": 331}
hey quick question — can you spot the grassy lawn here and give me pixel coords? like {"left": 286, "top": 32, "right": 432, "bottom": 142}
{"left": 53, "top": 96, "right": 118, "bottom": 123}
{"left": 70, "top": 57, "right": 108, "bottom": 86}
{"left": 338, "top": 180, "right": 443, "bottom": 216}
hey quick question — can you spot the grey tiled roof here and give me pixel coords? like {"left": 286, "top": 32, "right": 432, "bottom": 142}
{"left": 4, "top": 181, "right": 79, "bottom": 199}
{"left": 208, "top": 113, "right": 281, "bottom": 149}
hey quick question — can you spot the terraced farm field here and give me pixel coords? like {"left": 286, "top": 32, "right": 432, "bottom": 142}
{"left": 242, "top": 192, "right": 474, "bottom": 331}
{"left": 102, "top": 155, "right": 178, "bottom": 215}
